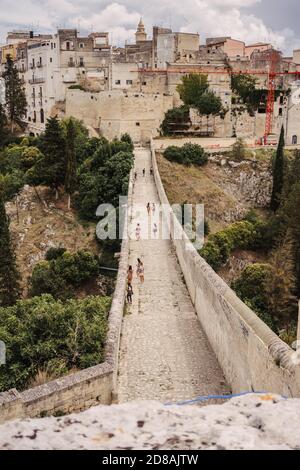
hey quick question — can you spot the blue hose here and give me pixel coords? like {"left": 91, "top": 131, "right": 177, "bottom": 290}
{"left": 165, "top": 391, "right": 287, "bottom": 406}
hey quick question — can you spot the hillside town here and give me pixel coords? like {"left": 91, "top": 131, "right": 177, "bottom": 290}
{"left": 0, "top": 20, "right": 300, "bottom": 144}
{"left": 1, "top": 6, "right": 300, "bottom": 454}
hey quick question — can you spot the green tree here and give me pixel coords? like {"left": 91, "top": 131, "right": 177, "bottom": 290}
{"left": 231, "top": 138, "right": 247, "bottom": 161}
{"left": 281, "top": 181, "right": 300, "bottom": 293}
{"left": 270, "top": 126, "right": 285, "bottom": 212}
{"left": 160, "top": 105, "right": 191, "bottom": 136}
{"left": 197, "top": 91, "right": 223, "bottom": 132}
{"left": 0, "top": 193, "right": 20, "bottom": 306}
{"left": 103, "top": 151, "right": 134, "bottom": 206}
{"left": 232, "top": 263, "right": 276, "bottom": 331}
{"left": 2, "top": 55, "right": 27, "bottom": 132}
{"left": 0, "top": 294, "right": 110, "bottom": 391}
{"left": 231, "top": 74, "right": 257, "bottom": 104}
{"left": 0, "top": 103, "right": 7, "bottom": 143}
{"left": 28, "top": 117, "right": 66, "bottom": 197}
{"left": 120, "top": 133, "right": 134, "bottom": 151}
{"left": 29, "top": 250, "right": 99, "bottom": 299}
{"left": 177, "top": 73, "right": 209, "bottom": 106}
{"left": 65, "top": 118, "right": 77, "bottom": 209}
{"left": 264, "top": 235, "right": 297, "bottom": 327}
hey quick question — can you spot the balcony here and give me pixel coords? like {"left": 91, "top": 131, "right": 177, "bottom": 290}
{"left": 29, "top": 77, "right": 45, "bottom": 84}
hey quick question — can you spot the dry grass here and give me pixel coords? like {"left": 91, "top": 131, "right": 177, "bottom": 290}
{"left": 6, "top": 186, "right": 99, "bottom": 295}
{"left": 157, "top": 153, "right": 241, "bottom": 233}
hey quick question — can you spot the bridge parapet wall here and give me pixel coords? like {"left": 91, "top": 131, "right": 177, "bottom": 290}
{"left": 150, "top": 139, "right": 300, "bottom": 396}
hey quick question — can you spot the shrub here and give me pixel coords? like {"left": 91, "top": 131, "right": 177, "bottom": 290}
{"left": 232, "top": 263, "right": 276, "bottom": 331}
{"left": 21, "top": 146, "right": 44, "bottom": 169}
{"left": 181, "top": 143, "right": 208, "bottom": 166}
{"left": 164, "top": 146, "right": 184, "bottom": 164}
{"left": 45, "top": 247, "right": 67, "bottom": 261}
{"left": 68, "top": 84, "right": 85, "bottom": 90}
{"left": 29, "top": 250, "right": 100, "bottom": 299}
{"left": 164, "top": 144, "right": 207, "bottom": 167}
{"left": 0, "top": 294, "right": 110, "bottom": 391}
{"left": 199, "top": 240, "right": 222, "bottom": 271}
{"left": 29, "top": 261, "right": 72, "bottom": 300}
{"left": 199, "top": 221, "right": 258, "bottom": 270}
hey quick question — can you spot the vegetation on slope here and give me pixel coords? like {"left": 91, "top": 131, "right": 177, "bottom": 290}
{"left": 0, "top": 112, "right": 134, "bottom": 390}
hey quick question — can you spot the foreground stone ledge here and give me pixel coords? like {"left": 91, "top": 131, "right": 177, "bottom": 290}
{"left": 0, "top": 394, "right": 299, "bottom": 450}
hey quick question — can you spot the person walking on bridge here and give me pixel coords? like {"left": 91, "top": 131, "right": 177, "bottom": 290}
{"left": 146, "top": 202, "right": 151, "bottom": 216}
{"left": 135, "top": 223, "right": 141, "bottom": 241}
{"left": 136, "top": 258, "right": 145, "bottom": 284}
{"left": 126, "top": 284, "right": 133, "bottom": 304}
{"left": 127, "top": 265, "right": 133, "bottom": 285}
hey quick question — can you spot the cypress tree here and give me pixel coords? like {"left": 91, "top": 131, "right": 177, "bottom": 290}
{"left": 65, "top": 118, "right": 77, "bottom": 209}
{"left": 0, "top": 103, "right": 7, "bottom": 143}
{"left": 39, "top": 116, "right": 66, "bottom": 197}
{"left": 270, "top": 126, "right": 285, "bottom": 212}
{"left": 2, "top": 55, "right": 27, "bottom": 133}
{"left": 0, "top": 193, "right": 20, "bottom": 306}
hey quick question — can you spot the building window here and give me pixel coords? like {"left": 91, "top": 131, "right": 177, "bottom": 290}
{"left": 79, "top": 43, "right": 84, "bottom": 48}
{"left": 33, "top": 111, "right": 36, "bottom": 123}
{"left": 126, "top": 80, "right": 133, "bottom": 85}
{"left": 115, "top": 80, "right": 121, "bottom": 85}
{"left": 51, "top": 42, "right": 53, "bottom": 50}
{"left": 50, "top": 57, "right": 53, "bottom": 63}
{"left": 79, "top": 57, "right": 84, "bottom": 67}
{"left": 142, "top": 81, "right": 147, "bottom": 86}
{"left": 292, "top": 135, "right": 298, "bottom": 145}
{"left": 66, "top": 41, "right": 70, "bottom": 50}
{"left": 40, "top": 109, "right": 44, "bottom": 124}
{"left": 279, "top": 108, "right": 283, "bottom": 116}
{"left": 136, "top": 122, "right": 140, "bottom": 126}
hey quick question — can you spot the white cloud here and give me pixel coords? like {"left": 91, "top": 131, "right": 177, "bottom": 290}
{"left": 0, "top": 0, "right": 298, "bottom": 53}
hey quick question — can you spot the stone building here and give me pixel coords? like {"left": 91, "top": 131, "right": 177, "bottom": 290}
{"left": 0, "top": 21, "right": 300, "bottom": 144}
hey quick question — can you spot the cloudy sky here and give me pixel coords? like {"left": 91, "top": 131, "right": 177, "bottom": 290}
{"left": 0, "top": 0, "right": 299, "bottom": 54}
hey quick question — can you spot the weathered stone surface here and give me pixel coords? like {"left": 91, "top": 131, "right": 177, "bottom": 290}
{"left": 0, "top": 394, "right": 299, "bottom": 450}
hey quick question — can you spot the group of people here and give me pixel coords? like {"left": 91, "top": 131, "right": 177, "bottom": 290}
{"left": 126, "top": 258, "right": 145, "bottom": 305}
{"left": 134, "top": 203, "right": 158, "bottom": 241}
{"left": 134, "top": 167, "right": 153, "bottom": 181}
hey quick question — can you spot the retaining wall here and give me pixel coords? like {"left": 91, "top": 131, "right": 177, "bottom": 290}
{"left": 0, "top": 175, "right": 133, "bottom": 424}
{"left": 150, "top": 139, "right": 300, "bottom": 397}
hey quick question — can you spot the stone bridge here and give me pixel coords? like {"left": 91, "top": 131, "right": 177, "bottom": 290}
{"left": 118, "top": 147, "right": 229, "bottom": 403}
{"left": 118, "top": 145, "right": 300, "bottom": 403}
{"left": 1, "top": 143, "right": 300, "bottom": 424}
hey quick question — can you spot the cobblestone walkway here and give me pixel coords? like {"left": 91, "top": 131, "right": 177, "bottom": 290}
{"left": 118, "top": 148, "right": 229, "bottom": 403}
